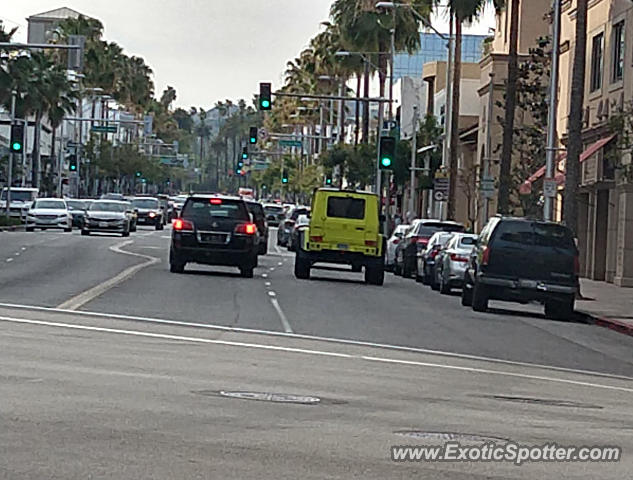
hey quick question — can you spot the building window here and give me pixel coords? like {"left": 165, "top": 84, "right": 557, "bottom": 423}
{"left": 590, "top": 32, "right": 604, "bottom": 92}
{"left": 612, "top": 21, "right": 625, "bottom": 83}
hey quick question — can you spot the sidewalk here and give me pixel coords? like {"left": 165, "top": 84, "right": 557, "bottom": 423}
{"left": 576, "top": 278, "right": 633, "bottom": 337}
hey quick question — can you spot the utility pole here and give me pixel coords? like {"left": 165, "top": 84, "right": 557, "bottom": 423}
{"left": 483, "top": 72, "right": 495, "bottom": 224}
{"left": 5, "top": 91, "right": 17, "bottom": 217}
{"left": 544, "top": 0, "right": 562, "bottom": 221}
{"left": 389, "top": 6, "right": 396, "bottom": 121}
{"left": 409, "top": 105, "right": 418, "bottom": 217}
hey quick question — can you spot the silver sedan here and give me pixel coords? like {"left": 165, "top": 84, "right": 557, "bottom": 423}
{"left": 436, "top": 233, "right": 478, "bottom": 294}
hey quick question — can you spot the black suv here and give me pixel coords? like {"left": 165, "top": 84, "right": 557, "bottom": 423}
{"left": 462, "top": 217, "right": 578, "bottom": 319}
{"left": 169, "top": 195, "right": 259, "bottom": 277}
{"left": 245, "top": 200, "right": 268, "bottom": 255}
{"left": 131, "top": 197, "right": 164, "bottom": 230}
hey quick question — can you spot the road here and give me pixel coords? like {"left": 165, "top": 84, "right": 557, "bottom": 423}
{"left": 1, "top": 226, "right": 632, "bottom": 478}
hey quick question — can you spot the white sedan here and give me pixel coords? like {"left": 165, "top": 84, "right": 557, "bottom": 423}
{"left": 25, "top": 198, "right": 72, "bottom": 232}
{"left": 385, "top": 224, "right": 410, "bottom": 271}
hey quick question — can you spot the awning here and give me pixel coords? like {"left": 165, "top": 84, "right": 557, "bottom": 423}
{"left": 519, "top": 135, "right": 616, "bottom": 194}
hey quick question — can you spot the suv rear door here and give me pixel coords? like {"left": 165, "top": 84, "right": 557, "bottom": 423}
{"left": 181, "top": 197, "right": 250, "bottom": 240}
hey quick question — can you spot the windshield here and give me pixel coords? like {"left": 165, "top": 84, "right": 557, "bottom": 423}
{"left": 1, "top": 190, "right": 35, "bottom": 202}
{"left": 33, "top": 200, "right": 66, "bottom": 209}
{"left": 132, "top": 198, "right": 160, "bottom": 209}
{"left": 182, "top": 198, "right": 249, "bottom": 220}
{"left": 65, "top": 200, "right": 86, "bottom": 210}
{"left": 89, "top": 202, "right": 127, "bottom": 213}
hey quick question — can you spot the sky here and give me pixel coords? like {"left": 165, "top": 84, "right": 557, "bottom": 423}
{"left": 3, "top": 1, "right": 495, "bottom": 110}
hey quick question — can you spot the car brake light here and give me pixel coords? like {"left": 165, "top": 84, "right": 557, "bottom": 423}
{"left": 392, "top": 238, "right": 399, "bottom": 245}
{"left": 450, "top": 253, "right": 468, "bottom": 262}
{"left": 310, "top": 236, "right": 323, "bottom": 242}
{"left": 429, "top": 249, "right": 440, "bottom": 259}
{"left": 210, "top": 198, "right": 222, "bottom": 205}
{"left": 365, "top": 240, "right": 377, "bottom": 247}
{"left": 482, "top": 246, "right": 490, "bottom": 266}
{"left": 235, "top": 223, "right": 257, "bottom": 234}
{"left": 416, "top": 237, "right": 428, "bottom": 245}
{"left": 173, "top": 218, "right": 194, "bottom": 231}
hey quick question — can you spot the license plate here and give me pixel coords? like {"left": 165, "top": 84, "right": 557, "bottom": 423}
{"left": 99, "top": 222, "right": 108, "bottom": 227}
{"left": 519, "top": 279, "right": 537, "bottom": 289}
{"left": 201, "top": 234, "right": 227, "bottom": 244}
{"left": 337, "top": 243, "right": 349, "bottom": 250}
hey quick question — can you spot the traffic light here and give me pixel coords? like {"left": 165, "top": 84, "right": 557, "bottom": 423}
{"left": 379, "top": 136, "right": 396, "bottom": 169}
{"left": 249, "top": 127, "right": 258, "bottom": 144}
{"left": 241, "top": 146, "right": 248, "bottom": 163}
{"left": 9, "top": 123, "right": 24, "bottom": 153}
{"left": 281, "top": 168, "right": 289, "bottom": 184}
{"left": 325, "top": 174, "right": 332, "bottom": 186}
{"left": 68, "top": 154, "right": 78, "bottom": 172}
{"left": 259, "top": 82, "right": 272, "bottom": 110}
{"left": 136, "top": 171, "right": 142, "bottom": 178}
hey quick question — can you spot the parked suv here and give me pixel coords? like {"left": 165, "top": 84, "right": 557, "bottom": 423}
{"left": 462, "top": 216, "right": 578, "bottom": 319}
{"left": 294, "top": 188, "right": 384, "bottom": 285}
{"left": 169, "top": 195, "right": 259, "bottom": 277}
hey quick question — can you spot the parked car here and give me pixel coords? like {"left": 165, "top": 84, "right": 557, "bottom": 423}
{"left": 25, "top": 198, "right": 72, "bottom": 232}
{"left": 0, "top": 187, "right": 38, "bottom": 220}
{"left": 245, "top": 200, "right": 268, "bottom": 255}
{"left": 417, "top": 231, "right": 456, "bottom": 288}
{"left": 81, "top": 200, "right": 132, "bottom": 236}
{"left": 124, "top": 201, "right": 138, "bottom": 232}
{"left": 65, "top": 199, "right": 90, "bottom": 228}
{"left": 385, "top": 224, "right": 410, "bottom": 271}
{"left": 435, "top": 233, "right": 478, "bottom": 294}
{"left": 263, "top": 203, "right": 284, "bottom": 227}
{"left": 287, "top": 214, "right": 310, "bottom": 252}
{"left": 169, "top": 195, "right": 259, "bottom": 277}
{"left": 131, "top": 197, "right": 164, "bottom": 230}
{"left": 462, "top": 216, "right": 578, "bottom": 320}
{"left": 394, "top": 219, "right": 465, "bottom": 278}
{"left": 278, "top": 206, "right": 310, "bottom": 247}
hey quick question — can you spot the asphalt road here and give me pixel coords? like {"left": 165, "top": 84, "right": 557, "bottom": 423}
{"left": 1, "top": 225, "right": 633, "bottom": 478}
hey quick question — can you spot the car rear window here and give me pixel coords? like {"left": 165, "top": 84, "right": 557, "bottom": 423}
{"left": 327, "top": 197, "right": 365, "bottom": 220}
{"left": 495, "top": 221, "right": 534, "bottom": 245}
{"left": 460, "top": 236, "right": 477, "bottom": 246}
{"left": 290, "top": 208, "right": 310, "bottom": 220}
{"left": 534, "top": 223, "right": 576, "bottom": 249}
{"left": 182, "top": 198, "right": 249, "bottom": 220}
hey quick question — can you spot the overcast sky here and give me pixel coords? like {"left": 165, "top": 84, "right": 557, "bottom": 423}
{"left": 3, "top": 1, "right": 495, "bottom": 110}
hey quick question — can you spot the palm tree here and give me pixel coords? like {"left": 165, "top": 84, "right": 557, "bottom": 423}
{"left": 496, "top": 0, "right": 518, "bottom": 214}
{"left": 563, "top": 0, "right": 588, "bottom": 235}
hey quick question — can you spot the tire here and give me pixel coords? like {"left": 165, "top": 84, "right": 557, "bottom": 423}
{"left": 26, "top": 227, "right": 34, "bottom": 232}
{"left": 122, "top": 227, "right": 130, "bottom": 237}
{"left": 544, "top": 295, "right": 575, "bottom": 320}
{"left": 81, "top": 229, "right": 90, "bottom": 236}
{"left": 131, "top": 222, "right": 137, "bottom": 232}
{"left": 365, "top": 261, "right": 385, "bottom": 286}
{"left": 294, "top": 250, "right": 311, "bottom": 280}
{"left": 352, "top": 264, "right": 362, "bottom": 273}
{"left": 439, "top": 273, "right": 451, "bottom": 295}
{"left": 461, "top": 283, "right": 473, "bottom": 307}
{"left": 471, "top": 281, "right": 489, "bottom": 312}
{"left": 393, "top": 263, "right": 402, "bottom": 276}
{"left": 240, "top": 266, "right": 254, "bottom": 278}
{"left": 64, "top": 226, "right": 72, "bottom": 233}
{"left": 415, "top": 273, "right": 423, "bottom": 283}
{"left": 169, "top": 250, "right": 185, "bottom": 273}
{"left": 430, "top": 268, "right": 439, "bottom": 291}
{"left": 155, "top": 222, "right": 162, "bottom": 230}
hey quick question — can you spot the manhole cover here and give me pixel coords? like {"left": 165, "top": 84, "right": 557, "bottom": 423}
{"left": 199, "top": 390, "right": 321, "bottom": 405}
{"left": 482, "top": 395, "right": 603, "bottom": 409}
{"left": 394, "top": 431, "right": 507, "bottom": 443}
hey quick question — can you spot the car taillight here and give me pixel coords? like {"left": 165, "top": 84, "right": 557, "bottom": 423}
{"left": 574, "top": 254, "right": 579, "bottom": 275}
{"left": 482, "top": 246, "right": 490, "bottom": 266}
{"left": 450, "top": 253, "right": 468, "bottom": 262}
{"left": 429, "top": 248, "right": 440, "bottom": 259}
{"left": 416, "top": 237, "right": 428, "bottom": 245}
{"left": 365, "top": 240, "right": 377, "bottom": 247}
{"left": 392, "top": 238, "right": 399, "bottom": 245}
{"left": 310, "top": 235, "right": 323, "bottom": 242}
{"left": 235, "top": 223, "right": 257, "bottom": 234}
{"left": 173, "top": 218, "right": 194, "bottom": 232}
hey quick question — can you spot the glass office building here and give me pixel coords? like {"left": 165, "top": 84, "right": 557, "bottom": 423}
{"left": 393, "top": 33, "right": 488, "bottom": 80}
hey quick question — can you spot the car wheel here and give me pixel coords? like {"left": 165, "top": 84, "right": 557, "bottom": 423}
{"left": 258, "top": 242, "right": 267, "bottom": 255}
{"left": 439, "top": 273, "right": 451, "bottom": 294}
{"left": 365, "top": 261, "right": 385, "bottom": 286}
{"left": 471, "top": 281, "right": 489, "bottom": 312}
{"left": 122, "top": 227, "right": 130, "bottom": 237}
{"left": 26, "top": 226, "right": 34, "bottom": 232}
{"left": 430, "top": 269, "right": 439, "bottom": 290}
{"left": 352, "top": 264, "right": 362, "bottom": 273}
{"left": 131, "top": 223, "right": 137, "bottom": 232}
{"left": 294, "top": 249, "right": 311, "bottom": 280}
{"left": 169, "top": 250, "right": 186, "bottom": 273}
{"left": 544, "top": 295, "right": 575, "bottom": 320}
{"left": 81, "top": 229, "right": 90, "bottom": 236}
{"left": 461, "top": 282, "right": 473, "bottom": 306}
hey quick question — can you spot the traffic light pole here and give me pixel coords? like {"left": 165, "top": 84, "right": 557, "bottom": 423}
{"left": 5, "top": 91, "right": 16, "bottom": 218}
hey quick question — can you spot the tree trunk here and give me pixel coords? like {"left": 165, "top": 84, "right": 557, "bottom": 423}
{"left": 354, "top": 74, "right": 361, "bottom": 145}
{"left": 564, "top": 0, "right": 588, "bottom": 236}
{"left": 447, "top": 19, "right": 462, "bottom": 220}
{"left": 31, "top": 111, "right": 43, "bottom": 190}
{"left": 362, "top": 62, "right": 370, "bottom": 143}
{"left": 497, "top": 0, "right": 520, "bottom": 214}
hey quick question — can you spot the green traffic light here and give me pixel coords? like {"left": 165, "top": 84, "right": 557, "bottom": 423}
{"left": 282, "top": 178, "right": 288, "bottom": 184}
{"left": 12, "top": 142, "right": 21, "bottom": 150}
{"left": 70, "top": 165, "right": 76, "bottom": 171}
{"left": 261, "top": 100, "right": 270, "bottom": 108}
{"left": 381, "top": 157, "right": 392, "bottom": 167}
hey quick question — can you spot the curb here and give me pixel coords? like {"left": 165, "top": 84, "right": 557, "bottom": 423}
{"left": 580, "top": 310, "right": 633, "bottom": 338}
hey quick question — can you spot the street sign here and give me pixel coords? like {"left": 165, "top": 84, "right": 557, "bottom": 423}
{"left": 480, "top": 176, "right": 495, "bottom": 199}
{"left": 433, "top": 176, "right": 450, "bottom": 202}
{"left": 279, "top": 139, "right": 302, "bottom": 147}
{"left": 543, "top": 178, "right": 557, "bottom": 198}
{"left": 91, "top": 125, "right": 117, "bottom": 134}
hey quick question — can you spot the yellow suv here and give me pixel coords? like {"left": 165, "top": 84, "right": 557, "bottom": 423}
{"left": 294, "top": 188, "right": 385, "bottom": 285}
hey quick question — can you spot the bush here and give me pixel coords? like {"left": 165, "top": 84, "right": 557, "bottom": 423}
{"left": 0, "top": 215, "right": 22, "bottom": 227}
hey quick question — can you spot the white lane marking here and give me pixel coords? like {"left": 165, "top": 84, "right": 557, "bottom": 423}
{"left": 270, "top": 297, "right": 293, "bottom": 333}
{"left": 6, "top": 258, "right": 13, "bottom": 263}
{"left": 0, "top": 302, "right": 630, "bottom": 382}
{"left": 261, "top": 273, "right": 268, "bottom": 279}
{"left": 0, "top": 315, "right": 631, "bottom": 394}
{"left": 277, "top": 262, "right": 283, "bottom": 266}
{"left": 265, "top": 282, "right": 271, "bottom": 287}
{"left": 56, "top": 240, "right": 161, "bottom": 311}
{"left": 137, "top": 246, "right": 163, "bottom": 250}
{"left": 269, "top": 267, "right": 275, "bottom": 272}
{"left": 268, "top": 291, "right": 276, "bottom": 297}
{"left": 160, "top": 236, "right": 171, "bottom": 239}
{"left": 20, "top": 247, "right": 26, "bottom": 251}
{"left": 14, "top": 252, "right": 20, "bottom": 256}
